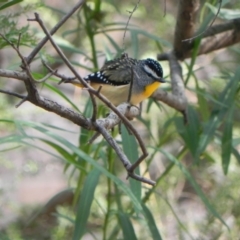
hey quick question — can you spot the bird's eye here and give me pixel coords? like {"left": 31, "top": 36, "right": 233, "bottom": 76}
{"left": 146, "top": 71, "right": 153, "bottom": 78}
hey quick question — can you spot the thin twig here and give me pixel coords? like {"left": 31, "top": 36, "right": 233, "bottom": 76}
{"left": 0, "top": 34, "right": 39, "bottom": 86}
{"left": 42, "top": 60, "right": 76, "bottom": 83}
{"left": 201, "top": 18, "right": 240, "bottom": 38}
{"left": 0, "top": 89, "right": 25, "bottom": 99}
{"left": 88, "top": 132, "right": 101, "bottom": 144}
{"left": 34, "top": 71, "right": 57, "bottom": 83}
{"left": 0, "top": 89, "right": 28, "bottom": 108}
{"left": 25, "top": 0, "right": 86, "bottom": 65}
{"left": 16, "top": 97, "right": 28, "bottom": 108}
{"left": 122, "top": 0, "right": 141, "bottom": 51}
{"left": 17, "top": 33, "right": 22, "bottom": 49}
{"left": 182, "top": 0, "right": 222, "bottom": 42}
{"left": 128, "top": 172, "right": 155, "bottom": 185}
{"left": 127, "top": 66, "right": 134, "bottom": 103}
{"left": 187, "top": 28, "right": 240, "bottom": 57}
{"left": 96, "top": 123, "right": 155, "bottom": 186}
{"left": 29, "top": 13, "right": 88, "bottom": 88}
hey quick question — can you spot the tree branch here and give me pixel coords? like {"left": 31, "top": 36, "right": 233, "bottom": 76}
{"left": 187, "top": 28, "right": 240, "bottom": 57}
{"left": 201, "top": 18, "right": 240, "bottom": 38}
{"left": 173, "top": 0, "right": 200, "bottom": 59}
{"left": 153, "top": 52, "right": 188, "bottom": 121}
{"left": 158, "top": 18, "right": 240, "bottom": 61}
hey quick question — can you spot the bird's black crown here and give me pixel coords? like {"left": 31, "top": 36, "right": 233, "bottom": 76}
{"left": 144, "top": 58, "right": 163, "bottom": 79}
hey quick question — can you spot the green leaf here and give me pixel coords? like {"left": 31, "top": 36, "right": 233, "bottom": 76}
{"left": 175, "top": 106, "right": 200, "bottom": 161}
{"left": 0, "top": 145, "right": 21, "bottom": 152}
{"left": 197, "top": 67, "right": 240, "bottom": 157}
{"left": 8, "top": 120, "right": 143, "bottom": 213}
{"left": 22, "top": 141, "right": 65, "bottom": 162}
{"left": 159, "top": 149, "right": 229, "bottom": 230}
{"left": 44, "top": 82, "right": 80, "bottom": 112}
{"left": 0, "top": 0, "right": 23, "bottom": 11}
{"left": 118, "top": 212, "right": 138, "bottom": 240}
{"left": 0, "top": 134, "right": 24, "bottom": 144}
{"left": 0, "top": 232, "right": 11, "bottom": 240}
{"left": 130, "top": 29, "right": 171, "bottom": 47}
{"left": 221, "top": 106, "right": 234, "bottom": 174}
{"left": 142, "top": 203, "right": 162, "bottom": 240}
{"left": 0, "top": 119, "right": 76, "bottom": 133}
{"left": 184, "top": 38, "right": 201, "bottom": 85}
{"left": 196, "top": 87, "right": 210, "bottom": 122}
{"left": 121, "top": 125, "right": 141, "bottom": 202}
{"left": 40, "top": 139, "right": 74, "bottom": 161}
{"left": 72, "top": 168, "right": 101, "bottom": 240}
{"left": 131, "top": 31, "right": 138, "bottom": 59}
{"left": 103, "top": 32, "right": 121, "bottom": 53}
{"left": 79, "top": 99, "right": 93, "bottom": 147}
{"left": 52, "top": 35, "right": 89, "bottom": 59}
{"left": 206, "top": 3, "right": 240, "bottom": 20}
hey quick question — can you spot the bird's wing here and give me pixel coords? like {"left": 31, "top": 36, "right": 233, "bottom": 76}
{"left": 84, "top": 57, "right": 138, "bottom": 86}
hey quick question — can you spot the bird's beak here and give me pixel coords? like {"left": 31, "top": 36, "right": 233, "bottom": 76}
{"left": 156, "top": 77, "right": 166, "bottom": 83}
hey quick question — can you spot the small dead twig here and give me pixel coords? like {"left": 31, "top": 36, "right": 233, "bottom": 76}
{"left": 122, "top": 0, "right": 141, "bottom": 51}
{"left": 15, "top": 97, "right": 29, "bottom": 108}
{"left": 0, "top": 89, "right": 26, "bottom": 100}
{"left": 42, "top": 60, "right": 76, "bottom": 83}
{"left": 88, "top": 132, "right": 101, "bottom": 144}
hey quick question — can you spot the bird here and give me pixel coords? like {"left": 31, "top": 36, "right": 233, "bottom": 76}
{"left": 66, "top": 54, "right": 165, "bottom": 106}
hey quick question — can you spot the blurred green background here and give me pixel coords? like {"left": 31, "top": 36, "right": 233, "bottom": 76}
{"left": 0, "top": 0, "right": 240, "bottom": 239}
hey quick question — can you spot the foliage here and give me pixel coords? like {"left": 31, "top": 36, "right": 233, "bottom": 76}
{"left": 0, "top": 0, "right": 240, "bottom": 239}
{"left": 0, "top": 1, "right": 40, "bottom": 48}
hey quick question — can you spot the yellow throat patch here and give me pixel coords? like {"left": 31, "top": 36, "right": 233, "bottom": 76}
{"left": 144, "top": 82, "right": 160, "bottom": 98}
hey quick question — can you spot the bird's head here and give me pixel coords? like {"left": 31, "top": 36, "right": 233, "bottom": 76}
{"left": 141, "top": 58, "right": 165, "bottom": 84}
